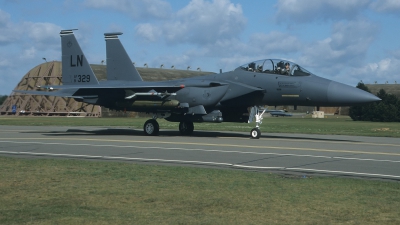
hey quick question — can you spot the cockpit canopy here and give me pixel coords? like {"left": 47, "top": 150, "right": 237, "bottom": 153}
{"left": 235, "top": 59, "right": 312, "bottom": 76}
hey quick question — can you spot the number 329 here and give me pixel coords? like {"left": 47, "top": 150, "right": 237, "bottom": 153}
{"left": 74, "top": 75, "right": 91, "bottom": 82}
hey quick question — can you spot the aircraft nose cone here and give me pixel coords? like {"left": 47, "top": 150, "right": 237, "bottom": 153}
{"left": 327, "top": 81, "right": 381, "bottom": 105}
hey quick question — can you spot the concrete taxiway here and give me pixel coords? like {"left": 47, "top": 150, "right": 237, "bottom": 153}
{"left": 1, "top": 125, "right": 400, "bottom": 180}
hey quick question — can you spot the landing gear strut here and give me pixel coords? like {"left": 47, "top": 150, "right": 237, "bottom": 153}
{"left": 179, "top": 121, "right": 194, "bottom": 135}
{"left": 248, "top": 106, "right": 266, "bottom": 139}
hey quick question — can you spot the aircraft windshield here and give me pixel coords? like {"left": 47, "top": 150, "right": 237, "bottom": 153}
{"left": 236, "top": 59, "right": 311, "bottom": 76}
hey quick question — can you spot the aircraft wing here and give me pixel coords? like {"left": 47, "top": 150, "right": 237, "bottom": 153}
{"left": 37, "top": 80, "right": 227, "bottom": 90}
{"left": 36, "top": 83, "right": 182, "bottom": 91}
{"left": 13, "top": 86, "right": 181, "bottom": 100}
{"left": 14, "top": 79, "right": 228, "bottom": 100}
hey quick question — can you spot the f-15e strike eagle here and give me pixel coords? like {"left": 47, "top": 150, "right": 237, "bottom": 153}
{"left": 14, "top": 30, "right": 380, "bottom": 139}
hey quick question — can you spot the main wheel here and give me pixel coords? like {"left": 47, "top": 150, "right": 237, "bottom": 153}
{"left": 179, "top": 121, "right": 194, "bottom": 135}
{"left": 143, "top": 119, "right": 159, "bottom": 136}
{"left": 250, "top": 128, "right": 261, "bottom": 139}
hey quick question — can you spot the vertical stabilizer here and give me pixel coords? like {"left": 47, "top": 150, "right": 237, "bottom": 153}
{"left": 105, "top": 32, "right": 143, "bottom": 81}
{"left": 60, "top": 29, "right": 99, "bottom": 85}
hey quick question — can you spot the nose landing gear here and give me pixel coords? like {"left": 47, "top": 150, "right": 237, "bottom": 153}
{"left": 248, "top": 106, "right": 266, "bottom": 139}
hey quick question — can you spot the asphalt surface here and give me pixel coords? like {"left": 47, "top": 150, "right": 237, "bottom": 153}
{"left": 1, "top": 125, "right": 400, "bottom": 181}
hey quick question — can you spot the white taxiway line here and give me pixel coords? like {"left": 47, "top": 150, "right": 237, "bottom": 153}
{"left": 1, "top": 151, "right": 232, "bottom": 166}
{"left": 1, "top": 150, "right": 400, "bottom": 179}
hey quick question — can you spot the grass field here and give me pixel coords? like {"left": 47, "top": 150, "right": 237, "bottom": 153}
{"left": 1, "top": 157, "right": 400, "bottom": 224}
{"left": 0, "top": 115, "right": 399, "bottom": 137}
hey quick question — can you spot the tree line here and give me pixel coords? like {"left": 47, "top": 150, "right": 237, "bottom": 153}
{"left": 349, "top": 83, "right": 400, "bottom": 122}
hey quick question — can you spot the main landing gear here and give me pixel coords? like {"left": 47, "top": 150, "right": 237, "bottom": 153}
{"left": 143, "top": 113, "right": 195, "bottom": 136}
{"left": 143, "top": 107, "right": 266, "bottom": 139}
{"left": 248, "top": 106, "right": 266, "bottom": 139}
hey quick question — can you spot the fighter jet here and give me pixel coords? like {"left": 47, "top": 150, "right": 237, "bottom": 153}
{"left": 14, "top": 30, "right": 381, "bottom": 139}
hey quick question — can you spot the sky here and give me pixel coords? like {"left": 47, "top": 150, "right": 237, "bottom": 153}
{"left": 1, "top": 0, "right": 400, "bottom": 95}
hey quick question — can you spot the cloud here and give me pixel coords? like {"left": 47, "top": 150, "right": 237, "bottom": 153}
{"left": 391, "top": 49, "right": 400, "bottom": 59}
{"left": 184, "top": 26, "right": 370, "bottom": 73}
{"left": 370, "top": 0, "right": 400, "bottom": 14}
{"left": 25, "top": 22, "right": 62, "bottom": 50}
{"left": 274, "top": 0, "right": 371, "bottom": 23}
{"left": 185, "top": 38, "right": 246, "bottom": 58}
{"left": 298, "top": 19, "right": 379, "bottom": 72}
{"left": 0, "top": 8, "right": 10, "bottom": 28}
{"left": 142, "top": 28, "right": 302, "bottom": 73}
{"left": 19, "top": 46, "right": 37, "bottom": 60}
{"left": 330, "top": 20, "right": 378, "bottom": 57}
{"left": 134, "top": 0, "right": 247, "bottom": 45}
{"left": 351, "top": 57, "right": 400, "bottom": 83}
{"left": 248, "top": 31, "right": 301, "bottom": 55}
{"left": 0, "top": 8, "right": 61, "bottom": 48}
{"left": 184, "top": 31, "right": 301, "bottom": 60}
{"left": 83, "top": 0, "right": 172, "bottom": 20}
{"left": 217, "top": 55, "right": 256, "bottom": 72}
{"left": 0, "top": 9, "right": 22, "bottom": 45}
{"left": 0, "top": 56, "right": 11, "bottom": 67}
{"left": 135, "top": 23, "right": 163, "bottom": 42}
{"left": 26, "top": 22, "right": 60, "bottom": 42}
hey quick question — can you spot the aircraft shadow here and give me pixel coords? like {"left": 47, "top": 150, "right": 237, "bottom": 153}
{"left": 21, "top": 128, "right": 359, "bottom": 142}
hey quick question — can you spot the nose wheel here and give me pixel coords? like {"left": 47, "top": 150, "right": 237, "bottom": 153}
{"left": 250, "top": 128, "right": 261, "bottom": 139}
{"left": 143, "top": 119, "right": 159, "bottom": 136}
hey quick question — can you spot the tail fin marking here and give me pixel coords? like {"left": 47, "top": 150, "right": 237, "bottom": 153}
{"left": 60, "top": 29, "right": 99, "bottom": 85}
